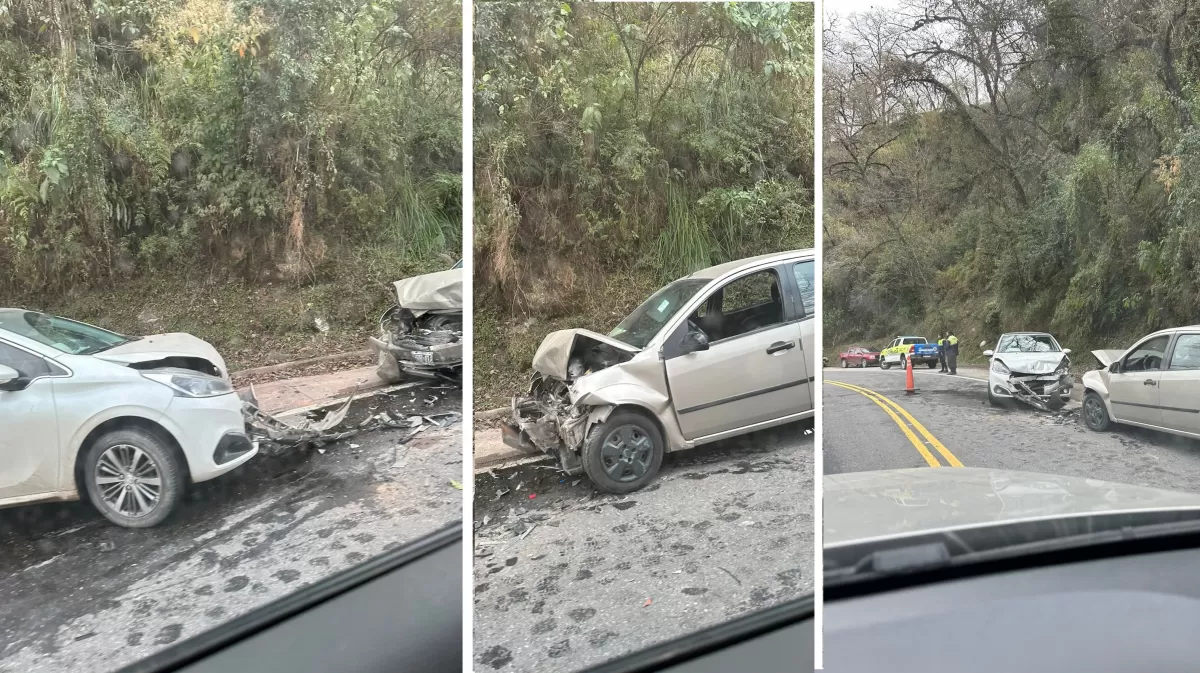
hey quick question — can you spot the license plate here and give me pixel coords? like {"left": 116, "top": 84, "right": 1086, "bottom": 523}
{"left": 411, "top": 351, "right": 435, "bottom": 365}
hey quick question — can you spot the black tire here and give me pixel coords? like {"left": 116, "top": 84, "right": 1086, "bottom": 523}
{"left": 927, "top": 361, "right": 937, "bottom": 369}
{"left": 899, "top": 355, "right": 907, "bottom": 370}
{"left": 859, "top": 358, "right": 867, "bottom": 368}
{"left": 988, "top": 387, "right": 1001, "bottom": 407}
{"left": 82, "top": 427, "right": 185, "bottom": 528}
{"left": 840, "top": 358, "right": 848, "bottom": 368}
{"left": 582, "top": 410, "right": 665, "bottom": 494}
{"left": 880, "top": 359, "right": 891, "bottom": 370}
{"left": 1083, "top": 392, "right": 1112, "bottom": 432}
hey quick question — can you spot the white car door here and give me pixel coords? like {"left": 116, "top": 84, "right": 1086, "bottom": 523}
{"left": 0, "top": 339, "right": 65, "bottom": 500}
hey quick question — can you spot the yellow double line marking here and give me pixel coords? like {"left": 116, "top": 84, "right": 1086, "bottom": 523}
{"left": 826, "top": 380, "right": 964, "bottom": 468}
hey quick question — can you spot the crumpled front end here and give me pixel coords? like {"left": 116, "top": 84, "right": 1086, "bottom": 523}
{"left": 370, "top": 268, "right": 464, "bottom": 382}
{"left": 991, "top": 355, "right": 1073, "bottom": 411}
{"left": 370, "top": 307, "right": 463, "bottom": 382}
{"left": 500, "top": 329, "right": 640, "bottom": 474}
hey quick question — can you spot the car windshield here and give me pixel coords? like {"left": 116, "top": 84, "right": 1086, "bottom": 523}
{"left": 901, "top": 337, "right": 924, "bottom": 345}
{"left": 998, "top": 334, "right": 1059, "bottom": 353}
{"left": 0, "top": 310, "right": 131, "bottom": 355}
{"left": 608, "top": 278, "right": 709, "bottom": 349}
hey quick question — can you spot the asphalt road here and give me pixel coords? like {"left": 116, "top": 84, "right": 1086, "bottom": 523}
{"left": 0, "top": 384, "right": 462, "bottom": 673}
{"left": 824, "top": 367, "right": 1200, "bottom": 491}
{"left": 472, "top": 420, "right": 814, "bottom": 673}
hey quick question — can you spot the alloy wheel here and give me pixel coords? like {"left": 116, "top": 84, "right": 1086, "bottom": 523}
{"left": 95, "top": 444, "right": 163, "bottom": 518}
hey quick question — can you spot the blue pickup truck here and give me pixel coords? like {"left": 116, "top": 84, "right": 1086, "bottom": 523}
{"left": 879, "top": 336, "right": 940, "bottom": 369}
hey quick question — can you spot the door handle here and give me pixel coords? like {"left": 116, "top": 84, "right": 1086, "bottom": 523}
{"left": 767, "top": 341, "right": 795, "bottom": 355}
{"left": 1144, "top": 379, "right": 1157, "bottom": 386}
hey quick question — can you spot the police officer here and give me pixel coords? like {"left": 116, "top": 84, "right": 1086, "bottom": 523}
{"left": 938, "top": 332, "right": 948, "bottom": 372}
{"left": 946, "top": 330, "right": 959, "bottom": 375}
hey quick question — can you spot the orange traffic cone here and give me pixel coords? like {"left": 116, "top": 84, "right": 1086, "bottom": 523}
{"left": 905, "top": 354, "right": 917, "bottom": 395}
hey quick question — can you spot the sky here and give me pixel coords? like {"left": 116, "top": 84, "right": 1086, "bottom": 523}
{"left": 825, "top": 0, "right": 903, "bottom": 19}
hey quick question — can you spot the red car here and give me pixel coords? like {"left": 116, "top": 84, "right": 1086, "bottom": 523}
{"left": 839, "top": 346, "right": 881, "bottom": 368}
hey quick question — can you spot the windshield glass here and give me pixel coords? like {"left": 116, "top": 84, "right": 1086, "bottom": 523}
{"left": 0, "top": 310, "right": 130, "bottom": 355}
{"left": 608, "top": 279, "right": 709, "bottom": 349}
{"left": 998, "top": 334, "right": 1060, "bottom": 353}
{"left": 901, "top": 337, "right": 925, "bottom": 345}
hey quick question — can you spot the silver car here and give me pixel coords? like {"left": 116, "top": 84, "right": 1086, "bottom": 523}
{"left": 501, "top": 250, "right": 816, "bottom": 493}
{"left": 1082, "top": 326, "right": 1200, "bottom": 437}
{"left": 983, "top": 332, "right": 1073, "bottom": 410}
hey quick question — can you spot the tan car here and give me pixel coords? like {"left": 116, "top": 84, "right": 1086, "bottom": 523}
{"left": 1081, "top": 326, "right": 1200, "bottom": 437}
{"left": 501, "top": 250, "right": 816, "bottom": 493}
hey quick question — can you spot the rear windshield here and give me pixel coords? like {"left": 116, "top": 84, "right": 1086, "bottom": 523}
{"left": 901, "top": 337, "right": 926, "bottom": 345}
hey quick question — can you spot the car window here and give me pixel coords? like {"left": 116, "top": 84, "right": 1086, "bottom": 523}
{"left": 901, "top": 337, "right": 924, "bottom": 345}
{"left": 713, "top": 269, "right": 786, "bottom": 341}
{"left": 792, "top": 260, "right": 815, "bottom": 318}
{"left": 1124, "top": 335, "right": 1169, "bottom": 372}
{"left": 0, "top": 340, "right": 55, "bottom": 378}
{"left": 1169, "top": 334, "right": 1200, "bottom": 370}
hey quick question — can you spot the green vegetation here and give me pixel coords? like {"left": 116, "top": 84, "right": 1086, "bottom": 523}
{"left": 825, "top": 0, "right": 1200, "bottom": 362}
{"left": 474, "top": 1, "right": 814, "bottom": 407}
{"left": 0, "top": 0, "right": 460, "bottom": 367}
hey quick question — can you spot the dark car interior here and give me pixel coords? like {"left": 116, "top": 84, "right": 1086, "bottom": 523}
{"left": 824, "top": 525, "right": 1200, "bottom": 673}
{"left": 690, "top": 270, "right": 786, "bottom": 342}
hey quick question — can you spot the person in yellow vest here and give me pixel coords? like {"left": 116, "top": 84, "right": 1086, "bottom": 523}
{"left": 937, "top": 332, "right": 948, "bottom": 372}
{"left": 946, "top": 331, "right": 959, "bottom": 375}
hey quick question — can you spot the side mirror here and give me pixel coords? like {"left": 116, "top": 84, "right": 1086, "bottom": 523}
{"left": 1109, "top": 362, "right": 1121, "bottom": 374}
{"left": 0, "top": 364, "right": 25, "bottom": 392}
{"left": 680, "top": 329, "right": 709, "bottom": 355}
{"left": 1063, "top": 348, "right": 1072, "bottom": 355}
{"left": 982, "top": 350, "right": 994, "bottom": 357}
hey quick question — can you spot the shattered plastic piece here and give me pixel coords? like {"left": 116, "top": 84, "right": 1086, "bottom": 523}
{"left": 518, "top": 523, "right": 536, "bottom": 540}
{"left": 483, "top": 514, "right": 492, "bottom": 526}
{"left": 494, "top": 488, "right": 510, "bottom": 500}
{"left": 642, "top": 598, "right": 653, "bottom": 608}
{"left": 528, "top": 493, "right": 536, "bottom": 499}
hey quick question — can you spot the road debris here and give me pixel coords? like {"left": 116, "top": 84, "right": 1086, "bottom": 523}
{"left": 451, "top": 480, "right": 464, "bottom": 490}
{"left": 241, "top": 385, "right": 461, "bottom": 454}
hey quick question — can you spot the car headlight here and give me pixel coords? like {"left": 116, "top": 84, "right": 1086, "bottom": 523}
{"left": 143, "top": 371, "right": 233, "bottom": 398}
{"left": 991, "top": 359, "right": 1010, "bottom": 376}
{"left": 1055, "top": 359, "right": 1070, "bottom": 375}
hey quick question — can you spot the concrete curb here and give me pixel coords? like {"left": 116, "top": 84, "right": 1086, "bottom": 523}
{"left": 474, "top": 406, "right": 509, "bottom": 421}
{"left": 231, "top": 350, "right": 372, "bottom": 378}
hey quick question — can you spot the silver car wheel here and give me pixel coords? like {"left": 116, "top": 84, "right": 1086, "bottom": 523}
{"left": 95, "top": 444, "right": 163, "bottom": 518}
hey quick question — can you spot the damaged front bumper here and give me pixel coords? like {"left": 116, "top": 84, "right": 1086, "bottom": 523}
{"left": 500, "top": 375, "right": 602, "bottom": 475}
{"left": 241, "top": 384, "right": 460, "bottom": 454}
{"left": 993, "top": 374, "right": 1073, "bottom": 411}
{"left": 371, "top": 307, "right": 463, "bottom": 382}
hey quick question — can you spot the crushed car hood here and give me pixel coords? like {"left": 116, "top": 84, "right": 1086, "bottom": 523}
{"left": 1092, "top": 349, "right": 1125, "bottom": 368}
{"left": 532, "top": 329, "right": 639, "bottom": 381}
{"left": 393, "top": 268, "right": 463, "bottom": 315}
{"left": 824, "top": 467, "right": 1200, "bottom": 546}
{"left": 93, "top": 333, "right": 228, "bottom": 376}
{"left": 992, "top": 351, "right": 1065, "bottom": 374}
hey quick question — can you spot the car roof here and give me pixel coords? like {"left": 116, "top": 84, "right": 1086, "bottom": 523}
{"left": 685, "top": 250, "right": 812, "bottom": 280}
{"left": 1000, "top": 331, "right": 1055, "bottom": 336}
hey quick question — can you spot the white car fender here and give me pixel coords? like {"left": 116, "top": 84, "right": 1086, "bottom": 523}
{"left": 59, "top": 404, "right": 172, "bottom": 490}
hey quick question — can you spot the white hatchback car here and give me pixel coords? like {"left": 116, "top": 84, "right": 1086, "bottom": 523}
{"left": 0, "top": 309, "right": 256, "bottom": 527}
{"left": 983, "top": 332, "right": 1073, "bottom": 409}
